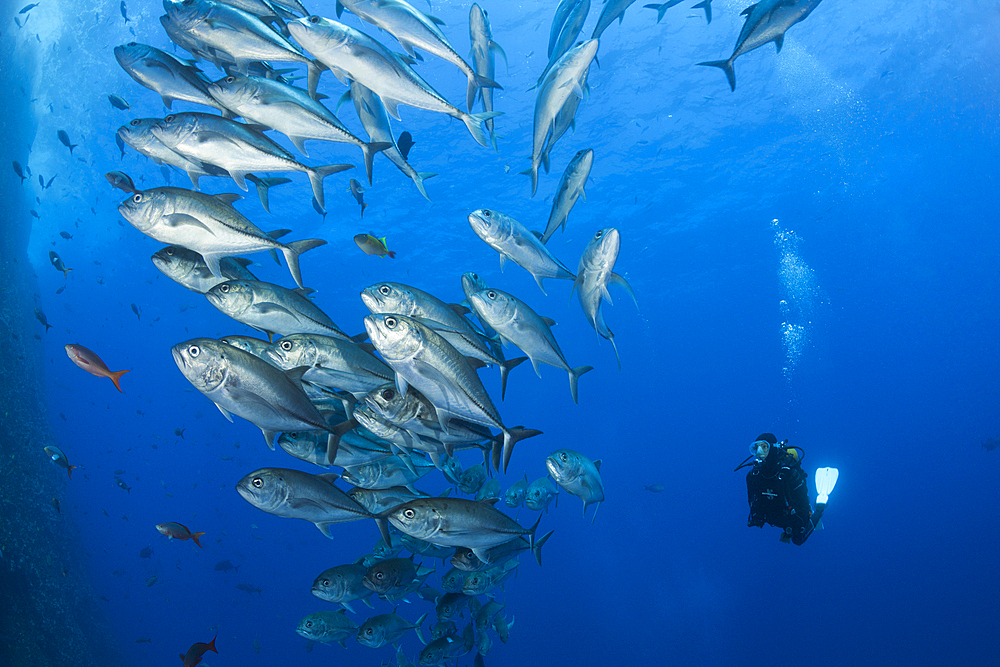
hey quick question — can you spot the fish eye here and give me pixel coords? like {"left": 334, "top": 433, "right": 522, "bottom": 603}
{"left": 595, "top": 230, "right": 603, "bottom": 239}
{"left": 375, "top": 572, "right": 384, "bottom": 579}
{"left": 482, "top": 210, "right": 492, "bottom": 217}
{"left": 486, "top": 290, "right": 496, "bottom": 299}
{"left": 280, "top": 340, "right": 292, "bottom": 351}
{"left": 220, "top": 283, "right": 230, "bottom": 293}
{"left": 365, "top": 628, "right": 373, "bottom": 635}
{"left": 561, "top": 453, "right": 568, "bottom": 461}
{"left": 471, "top": 273, "right": 479, "bottom": 279}
{"left": 378, "top": 285, "right": 391, "bottom": 296}
{"left": 321, "top": 579, "right": 329, "bottom": 586}
{"left": 226, "top": 76, "right": 235, "bottom": 83}
{"left": 165, "top": 248, "right": 174, "bottom": 256}
{"left": 305, "top": 621, "right": 312, "bottom": 628}
{"left": 385, "top": 316, "right": 397, "bottom": 329}
{"left": 381, "top": 388, "right": 395, "bottom": 400}
{"left": 251, "top": 477, "right": 263, "bottom": 488}
{"left": 403, "top": 508, "right": 415, "bottom": 519}
{"left": 308, "top": 15, "right": 320, "bottom": 23}
{"left": 187, "top": 344, "right": 200, "bottom": 357}
{"left": 131, "top": 193, "right": 142, "bottom": 203}
{"left": 130, "top": 119, "right": 140, "bottom": 126}
{"left": 164, "top": 115, "right": 175, "bottom": 122}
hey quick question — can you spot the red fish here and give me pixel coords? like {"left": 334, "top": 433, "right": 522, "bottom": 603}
{"left": 65, "top": 344, "right": 130, "bottom": 392}
{"left": 179, "top": 635, "right": 217, "bottom": 667}
{"left": 156, "top": 522, "right": 206, "bottom": 548}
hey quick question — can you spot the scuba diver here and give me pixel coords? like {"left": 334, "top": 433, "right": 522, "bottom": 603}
{"left": 735, "top": 433, "right": 839, "bottom": 545}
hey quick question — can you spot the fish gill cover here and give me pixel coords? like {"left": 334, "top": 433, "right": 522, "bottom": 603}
{"left": 1, "top": 1, "right": 999, "bottom": 667}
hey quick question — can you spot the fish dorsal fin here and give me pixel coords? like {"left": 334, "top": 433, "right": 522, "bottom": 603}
{"left": 449, "top": 303, "right": 471, "bottom": 316}
{"left": 315, "top": 472, "right": 340, "bottom": 486}
{"left": 284, "top": 365, "right": 310, "bottom": 384}
{"left": 741, "top": 3, "right": 757, "bottom": 16}
{"left": 540, "top": 316, "right": 557, "bottom": 327}
{"left": 213, "top": 193, "right": 243, "bottom": 205}
{"left": 265, "top": 228, "right": 292, "bottom": 240}
{"left": 530, "top": 230, "right": 544, "bottom": 240}
{"left": 293, "top": 287, "right": 316, "bottom": 298}
{"left": 231, "top": 257, "right": 254, "bottom": 267}
{"left": 593, "top": 459, "right": 602, "bottom": 471}
{"left": 465, "top": 357, "right": 488, "bottom": 370}
{"left": 477, "top": 497, "right": 500, "bottom": 506}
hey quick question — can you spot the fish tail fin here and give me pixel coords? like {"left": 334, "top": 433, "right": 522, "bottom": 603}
{"left": 609, "top": 332, "right": 621, "bottom": 371}
{"left": 325, "top": 418, "right": 358, "bottom": 467}
{"left": 413, "top": 172, "right": 437, "bottom": 201}
{"left": 500, "top": 427, "right": 543, "bottom": 474}
{"left": 526, "top": 513, "right": 542, "bottom": 549}
{"left": 69, "top": 143, "right": 78, "bottom": 155}
{"left": 693, "top": 0, "right": 712, "bottom": 23}
{"left": 44, "top": 323, "right": 52, "bottom": 332}
{"left": 696, "top": 58, "right": 736, "bottom": 91}
{"left": 414, "top": 612, "right": 428, "bottom": 645}
{"left": 280, "top": 238, "right": 328, "bottom": 290}
{"left": 247, "top": 175, "right": 292, "bottom": 213}
{"left": 109, "top": 369, "right": 130, "bottom": 393}
{"left": 643, "top": 3, "right": 669, "bottom": 23}
{"left": 519, "top": 164, "right": 539, "bottom": 198}
{"left": 362, "top": 141, "right": 392, "bottom": 185}
{"left": 307, "top": 60, "right": 326, "bottom": 101}
{"left": 191, "top": 532, "right": 206, "bottom": 548}
{"left": 67, "top": 465, "right": 77, "bottom": 479}
{"left": 308, "top": 164, "right": 354, "bottom": 212}
{"left": 462, "top": 111, "right": 503, "bottom": 148}
{"left": 467, "top": 73, "right": 503, "bottom": 113}
{"left": 207, "top": 635, "right": 217, "bottom": 653}
{"left": 387, "top": 250, "right": 397, "bottom": 259}
{"left": 499, "top": 356, "right": 528, "bottom": 401}
{"left": 532, "top": 529, "right": 554, "bottom": 566}
{"left": 489, "top": 127, "right": 498, "bottom": 152}
{"left": 361, "top": 202, "right": 368, "bottom": 218}
{"left": 62, "top": 268, "right": 73, "bottom": 279}
{"left": 568, "top": 365, "right": 594, "bottom": 405}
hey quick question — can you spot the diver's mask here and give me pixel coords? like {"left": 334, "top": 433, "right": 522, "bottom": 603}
{"left": 750, "top": 440, "right": 771, "bottom": 461}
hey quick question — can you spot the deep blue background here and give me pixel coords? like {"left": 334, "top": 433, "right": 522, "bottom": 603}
{"left": 4, "top": 0, "right": 998, "bottom": 665}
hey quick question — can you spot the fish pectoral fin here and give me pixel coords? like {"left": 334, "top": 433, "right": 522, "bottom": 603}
{"left": 214, "top": 403, "right": 234, "bottom": 422}
{"left": 313, "top": 520, "right": 336, "bottom": 539}
{"left": 609, "top": 272, "right": 638, "bottom": 309}
{"left": 601, "top": 283, "right": 614, "bottom": 306}
{"left": 162, "top": 213, "right": 215, "bottom": 234}
{"left": 261, "top": 429, "right": 279, "bottom": 450}
{"left": 288, "top": 497, "right": 327, "bottom": 512}
{"left": 251, "top": 302, "right": 297, "bottom": 318}
{"left": 540, "top": 316, "right": 557, "bottom": 327}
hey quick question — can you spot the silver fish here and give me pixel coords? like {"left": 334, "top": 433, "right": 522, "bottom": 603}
{"left": 452, "top": 530, "right": 552, "bottom": 571}
{"left": 287, "top": 17, "right": 499, "bottom": 147}
{"left": 171, "top": 338, "right": 334, "bottom": 450}
{"left": 457, "top": 464, "right": 486, "bottom": 496}
{"left": 591, "top": 0, "right": 637, "bottom": 40}
{"left": 337, "top": 0, "right": 500, "bottom": 112}
{"left": 521, "top": 39, "right": 598, "bottom": 196}
{"left": 296, "top": 610, "right": 358, "bottom": 647}
{"left": 364, "top": 313, "right": 540, "bottom": 473}
{"left": 537, "top": 0, "right": 590, "bottom": 86}
{"left": 348, "top": 485, "right": 429, "bottom": 515}
{"left": 357, "top": 611, "right": 427, "bottom": 649}
{"left": 339, "top": 80, "right": 436, "bottom": 200}
{"left": 118, "top": 186, "right": 325, "bottom": 288}
{"left": 116, "top": 118, "right": 226, "bottom": 189}
{"left": 572, "top": 227, "right": 637, "bottom": 369}
{"left": 461, "top": 559, "right": 518, "bottom": 597}
{"left": 205, "top": 280, "right": 349, "bottom": 341}
{"left": 150, "top": 112, "right": 352, "bottom": 211}
{"left": 467, "top": 208, "right": 576, "bottom": 295}
{"left": 386, "top": 497, "right": 540, "bottom": 561}
{"left": 278, "top": 428, "right": 394, "bottom": 468}
{"left": 341, "top": 454, "right": 435, "bottom": 492}
{"left": 467, "top": 287, "right": 593, "bottom": 404}
{"left": 219, "top": 334, "right": 275, "bottom": 361}
{"left": 541, "top": 148, "right": 593, "bottom": 244}
{"left": 469, "top": 4, "right": 506, "bottom": 150}
{"left": 151, "top": 245, "right": 257, "bottom": 294}
{"left": 524, "top": 476, "right": 559, "bottom": 513}
{"left": 236, "top": 467, "right": 389, "bottom": 541}
{"left": 546, "top": 448, "right": 604, "bottom": 521}
{"left": 114, "top": 42, "right": 229, "bottom": 112}
{"left": 503, "top": 474, "right": 528, "bottom": 509}
{"left": 207, "top": 73, "right": 390, "bottom": 183}
{"left": 698, "top": 0, "right": 824, "bottom": 91}
{"left": 312, "top": 563, "right": 376, "bottom": 611}
{"left": 266, "top": 333, "right": 393, "bottom": 397}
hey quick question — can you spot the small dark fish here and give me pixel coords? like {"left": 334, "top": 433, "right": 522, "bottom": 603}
{"left": 49, "top": 251, "right": 72, "bottom": 278}
{"left": 120, "top": 1, "right": 130, "bottom": 23}
{"left": 57, "top": 130, "right": 77, "bottom": 155}
{"left": 644, "top": 484, "right": 665, "bottom": 493}
{"left": 114, "top": 469, "right": 126, "bottom": 475}
{"left": 115, "top": 477, "right": 132, "bottom": 493}
{"left": 19, "top": 3, "right": 39, "bottom": 14}
{"left": 175, "top": 428, "right": 185, "bottom": 439}
{"left": 139, "top": 545, "right": 153, "bottom": 558}
{"left": 42, "top": 174, "right": 56, "bottom": 189}
{"left": 397, "top": 131, "right": 415, "bottom": 160}
{"left": 30, "top": 209, "right": 40, "bottom": 219}
{"left": 144, "top": 574, "right": 157, "bottom": 587}
{"left": 59, "top": 231, "right": 72, "bottom": 239}
{"left": 134, "top": 638, "right": 152, "bottom": 644}
{"left": 34, "top": 307, "right": 52, "bottom": 332}
{"left": 12, "top": 161, "right": 26, "bottom": 184}
{"left": 130, "top": 303, "right": 141, "bottom": 321}
{"left": 236, "top": 583, "right": 262, "bottom": 596}
{"left": 214, "top": 560, "right": 240, "bottom": 573}
{"left": 38, "top": 174, "right": 44, "bottom": 188}
{"left": 348, "top": 179, "right": 368, "bottom": 217}
{"left": 99, "top": 595, "right": 109, "bottom": 601}
{"left": 115, "top": 134, "right": 125, "bottom": 158}
{"left": 354, "top": 233, "right": 396, "bottom": 259}
{"left": 108, "top": 94, "right": 130, "bottom": 110}
{"left": 105, "top": 171, "right": 136, "bottom": 194}
{"left": 983, "top": 437, "right": 999, "bottom": 452}
{"left": 55, "top": 285, "right": 66, "bottom": 294}
{"left": 51, "top": 497, "right": 60, "bottom": 513}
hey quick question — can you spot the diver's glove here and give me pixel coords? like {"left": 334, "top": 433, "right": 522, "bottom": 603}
{"left": 748, "top": 512, "right": 765, "bottom": 528}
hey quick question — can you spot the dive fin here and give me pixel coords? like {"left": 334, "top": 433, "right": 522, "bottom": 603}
{"left": 814, "top": 467, "right": 839, "bottom": 505}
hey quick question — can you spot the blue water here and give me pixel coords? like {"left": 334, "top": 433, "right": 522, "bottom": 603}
{"left": 4, "top": 0, "right": 999, "bottom": 665}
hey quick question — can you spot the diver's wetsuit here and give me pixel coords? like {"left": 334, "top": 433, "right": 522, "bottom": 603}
{"left": 746, "top": 449, "right": 824, "bottom": 545}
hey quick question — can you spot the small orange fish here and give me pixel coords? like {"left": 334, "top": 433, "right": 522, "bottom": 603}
{"left": 65, "top": 344, "right": 130, "bottom": 392}
{"left": 180, "top": 635, "right": 217, "bottom": 667}
{"left": 354, "top": 233, "right": 396, "bottom": 259}
{"left": 157, "top": 522, "right": 206, "bottom": 548}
